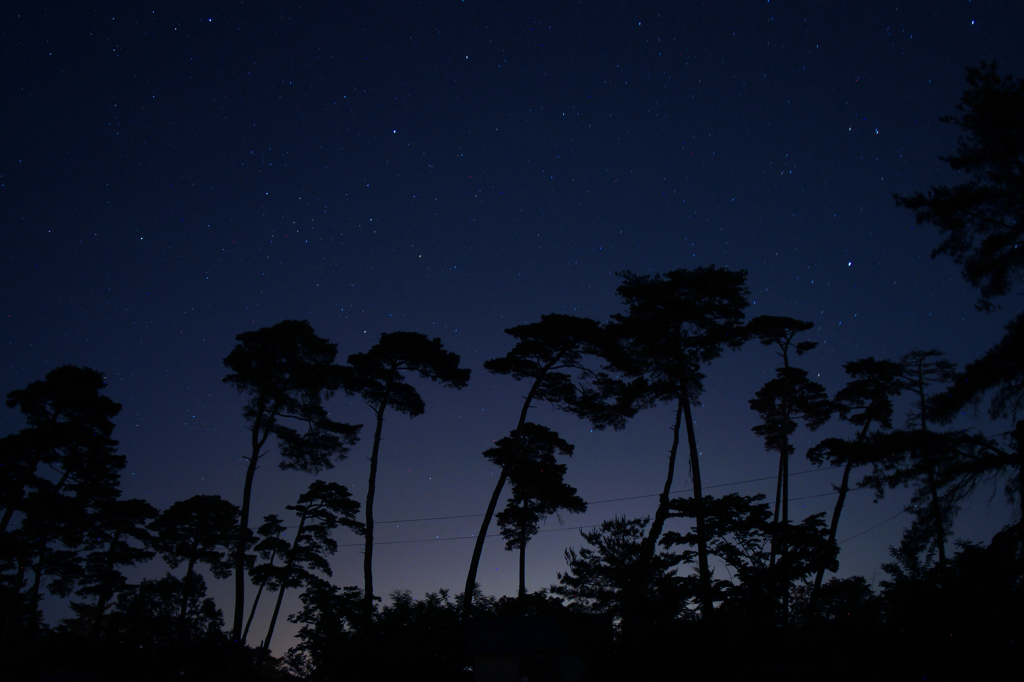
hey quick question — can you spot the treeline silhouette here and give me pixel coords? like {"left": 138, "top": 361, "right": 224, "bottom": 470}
{"left": 2, "top": 62, "right": 1023, "bottom": 681}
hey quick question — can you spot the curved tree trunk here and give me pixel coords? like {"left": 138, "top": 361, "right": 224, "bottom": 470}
{"left": 681, "top": 396, "right": 713, "bottom": 618}
{"left": 770, "top": 452, "right": 784, "bottom": 570}
{"left": 363, "top": 404, "right": 387, "bottom": 621}
{"left": 260, "top": 513, "right": 307, "bottom": 665}
{"left": 243, "top": 546, "right": 279, "bottom": 644}
{"left": 464, "top": 469, "right": 508, "bottom": 615}
{"left": 640, "top": 398, "right": 684, "bottom": 563}
{"left": 812, "top": 459, "right": 854, "bottom": 598}
{"left": 464, "top": 364, "right": 553, "bottom": 617}
{"left": 234, "top": 408, "right": 270, "bottom": 643}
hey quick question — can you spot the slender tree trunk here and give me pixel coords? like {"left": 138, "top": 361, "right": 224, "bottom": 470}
{"left": 781, "top": 438, "right": 790, "bottom": 623}
{"left": 812, "top": 459, "right": 854, "bottom": 598}
{"left": 260, "top": 583, "right": 288, "bottom": 664}
{"left": 28, "top": 556, "right": 43, "bottom": 629}
{"left": 179, "top": 556, "right": 198, "bottom": 642}
{"left": 243, "top": 546, "right": 279, "bottom": 644}
{"left": 915, "top": 368, "right": 947, "bottom": 566}
{"left": 89, "top": 532, "right": 123, "bottom": 639}
{"left": 927, "top": 470, "right": 947, "bottom": 566}
{"left": 363, "top": 404, "right": 387, "bottom": 621}
{"left": 681, "top": 396, "right": 713, "bottom": 618}
{"left": 770, "top": 452, "right": 784, "bottom": 569}
{"left": 242, "top": 581, "right": 265, "bottom": 645}
{"left": 464, "top": 469, "right": 508, "bottom": 615}
{"left": 518, "top": 534, "right": 527, "bottom": 599}
{"left": 641, "top": 398, "right": 684, "bottom": 560}
{"left": 234, "top": 413, "right": 270, "bottom": 643}
{"left": 261, "top": 514, "right": 307, "bottom": 665}
{"left": 463, "top": 365, "right": 552, "bottom": 617}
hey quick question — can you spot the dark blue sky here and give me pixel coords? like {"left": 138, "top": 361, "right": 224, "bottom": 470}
{"left": 3, "top": 0, "right": 1021, "bottom": 654}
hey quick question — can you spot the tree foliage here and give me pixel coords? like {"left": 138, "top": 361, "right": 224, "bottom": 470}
{"left": 222, "top": 319, "right": 361, "bottom": 641}
{"left": 609, "top": 266, "right": 750, "bottom": 617}
{"left": 894, "top": 62, "right": 1024, "bottom": 310}
{"left": 551, "top": 517, "right": 688, "bottom": 633}
{"left": 492, "top": 423, "right": 587, "bottom": 597}
{"left": 340, "top": 331, "right": 469, "bottom": 617}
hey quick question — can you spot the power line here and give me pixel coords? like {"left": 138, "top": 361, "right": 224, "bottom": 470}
{"left": 338, "top": 523, "right": 604, "bottom": 548}
{"left": 838, "top": 510, "right": 907, "bottom": 544}
{"left": 373, "top": 465, "right": 842, "bottom": 525}
{"left": 331, "top": 466, "right": 883, "bottom": 547}
{"left": 340, "top": 489, "right": 891, "bottom": 549}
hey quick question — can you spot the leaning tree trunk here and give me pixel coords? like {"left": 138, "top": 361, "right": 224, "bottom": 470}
{"left": 260, "top": 513, "right": 308, "bottom": 666}
{"left": 234, "top": 408, "right": 271, "bottom": 643}
{"left": 681, "top": 395, "right": 713, "bottom": 618}
{"left": 812, "top": 459, "right": 854, "bottom": 598}
{"left": 363, "top": 402, "right": 388, "bottom": 622}
{"left": 463, "top": 367, "right": 551, "bottom": 617}
{"left": 464, "top": 470, "right": 509, "bottom": 616}
{"left": 640, "top": 398, "right": 684, "bottom": 562}
{"left": 242, "top": 546, "right": 279, "bottom": 644}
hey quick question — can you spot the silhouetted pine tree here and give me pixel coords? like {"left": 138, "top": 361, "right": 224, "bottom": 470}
{"left": 464, "top": 314, "right": 629, "bottom": 616}
{"left": 491, "top": 424, "right": 587, "bottom": 597}
{"left": 806, "top": 357, "right": 905, "bottom": 598}
{"left": 339, "top": 331, "right": 469, "bottom": 619}
{"left": 0, "top": 366, "right": 124, "bottom": 644}
{"left": 222, "top": 319, "right": 362, "bottom": 642}
{"left": 608, "top": 266, "right": 750, "bottom": 617}
{"left": 257, "top": 480, "right": 361, "bottom": 663}
{"left": 151, "top": 494, "right": 238, "bottom": 641}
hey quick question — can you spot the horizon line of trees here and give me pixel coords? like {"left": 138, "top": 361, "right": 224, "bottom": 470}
{"left": 1, "top": 61, "right": 1022, "bottom": 680}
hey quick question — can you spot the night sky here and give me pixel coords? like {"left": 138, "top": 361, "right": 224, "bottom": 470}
{"left": 3, "top": 0, "right": 1022, "bottom": 655}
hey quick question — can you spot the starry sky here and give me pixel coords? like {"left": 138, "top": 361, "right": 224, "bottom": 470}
{"left": 3, "top": 0, "right": 1022, "bottom": 654}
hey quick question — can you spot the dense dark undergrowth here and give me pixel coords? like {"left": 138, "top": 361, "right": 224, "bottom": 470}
{"left": 4, "top": 524, "right": 1020, "bottom": 682}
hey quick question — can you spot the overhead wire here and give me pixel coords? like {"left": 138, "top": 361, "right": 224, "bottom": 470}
{"left": 330, "top": 465, "right": 900, "bottom": 546}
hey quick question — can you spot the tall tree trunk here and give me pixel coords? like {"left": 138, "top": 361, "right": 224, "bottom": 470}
{"left": 518, "top": 534, "right": 527, "bottom": 599}
{"left": 179, "top": 556, "right": 198, "bottom": 642}
{"left": 260, "top": 583, "right": 288, "bottom": 665}
{"left": 261, "top": 514, "right": 307, "bottom": 665}
{"left": 681, "top": 395, "right": 713, "bottom": 618}
{"left": 770, "top": 452, "right": 784, "bottom": 570}
{"left": 927, "top": 469, "right": 947, "bottom": 566}
{"left": 242, "top": 580, "right": 265, "bottom": 645}
{"left": 640, "top": 399, "right": 684, "bottom": 561}
{"left": 234, "top": 411, "right": 270, "bottom": 643}
{"left": 89, "top": 532, "right": 123, "bottom": 639}
{"left": 363, "top": 404, "right": 387, "bottom": 621}
{"left": 463, "top": 366, "right": 552, "bottom": 617}
{"left": 812, "top": 459, "right": 854, "bottom": 598}
{"left": 464, "top": 469, "right": 508, "bottom": 616}
{"left": 781, "top": 439, "right": 790, "bottom": 623}
{"left": 243, "top": 546, "right": 279, "bottom": 644}
{"left": 28, "top": 555, "right": 43, "bottom": 630}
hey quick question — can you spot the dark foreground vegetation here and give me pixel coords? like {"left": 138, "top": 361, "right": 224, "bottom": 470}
{"left": 3, "top": 529, "right": 1022, "bottom": 681}
{"left": 2, "top": 63, "right": 1023, "bottom": 681}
